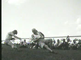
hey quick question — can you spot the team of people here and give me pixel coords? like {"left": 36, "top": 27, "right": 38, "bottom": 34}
{"left": 4, "top": 28, "right": 57, "bottom": 53}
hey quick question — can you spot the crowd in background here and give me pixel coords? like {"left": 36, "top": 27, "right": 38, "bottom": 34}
{"left": 19, "top": 36, "right": 81, "bottom": 50}
{"left": 51, "top": 38, "right": 81, "bottom": 50}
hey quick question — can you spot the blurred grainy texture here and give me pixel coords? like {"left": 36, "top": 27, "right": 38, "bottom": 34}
{"left": 2, "top": 44, "right": 81, "bottom": 60}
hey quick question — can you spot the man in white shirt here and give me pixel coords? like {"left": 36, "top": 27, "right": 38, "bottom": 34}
{"left": 4, "top": 30, "right": 21, "bottom": 49}
{"left": 31, "top": 28, "right": 57, "bottom": 53}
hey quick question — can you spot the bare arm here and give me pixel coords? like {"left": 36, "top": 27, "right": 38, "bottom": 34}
{"left": 31, "top": 35, "right": 39, "bottom": 42}
{"left": 39, "top": 32, "right": 45, "bottom": 39}
{"left": 13, "top": 35, "right": 21, "bottom": 40}
{"left": 9, "top": 32, "right": 21, "bottom": 40}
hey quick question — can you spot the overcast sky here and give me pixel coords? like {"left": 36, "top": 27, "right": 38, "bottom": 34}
{"left": 2, "top": 0, "right": 81, "bottom": 40}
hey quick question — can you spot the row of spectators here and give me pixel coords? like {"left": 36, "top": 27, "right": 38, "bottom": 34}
{"left": 19, "top": 36, "right": 81, "bottom": 50}
{"left": 52, "top": 39, "right": 81, "bottom": 50}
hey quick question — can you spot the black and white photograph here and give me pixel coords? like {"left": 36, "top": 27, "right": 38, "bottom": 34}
{"left": 2, "top": 0, "right": 81, "bottom": 60}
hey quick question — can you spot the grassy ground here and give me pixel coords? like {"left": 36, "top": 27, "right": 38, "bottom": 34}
{"left": 2, "top": 44, "right": 81, "bottom": 60}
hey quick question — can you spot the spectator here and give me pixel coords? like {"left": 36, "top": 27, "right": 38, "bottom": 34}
{"left": 54, "top": 39, "right": 61, "bottom": 49}
{"left": 60, "top": 39, "right": 69, "bottom": 50}
{"left": 23, "top": 40, "right": 27, "bottom": 46}
{"left": 66, "top": 35, "right": 70, "bottom": 42}
{"left": 71, "top": 39, "right": 79, "bottom": 49}
{"left": 20, "top": 39, "right": 27, "bottom": 48}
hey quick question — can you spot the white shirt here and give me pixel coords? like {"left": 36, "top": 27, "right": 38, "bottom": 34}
{"left": 5, "top": 32, "right": 15, "bottom": 40}
{"left": 32, "top": 32, "right": 44, "bottom": 39}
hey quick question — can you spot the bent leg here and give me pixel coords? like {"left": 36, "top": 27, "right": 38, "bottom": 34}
{"left": 8, "top": 41, "right": 17, "bottom": 48}
{"left": 44, "top": 44, "right": 53, "bottom": 52}
{"left": 39, "top": 41, "right": 53, "bottom": 52}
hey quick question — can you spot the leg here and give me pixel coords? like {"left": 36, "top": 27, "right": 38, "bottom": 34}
{"left": 4, "top": 40, "right": 11, "bottom": 46}
{"left": 39, "top": 41, "right": 57, "bottom": 53}
{"left": 38, "top": 39, "right": 53, "bottom": 52}
{"left": 8, "top": 41, "right": 17, "bottom": 48}
{"left": 43, "top": 44, "right": 53, "bottom": 52}
{"left": 44, "top": 44, "right": 57, "bottom": 53}
{"left": 30, "top": 42, "right": 36, "bottom": 49}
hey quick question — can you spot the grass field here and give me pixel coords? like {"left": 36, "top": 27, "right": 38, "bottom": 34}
{"left": 2, "top": 44, "right": 81, "bottom": 60}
